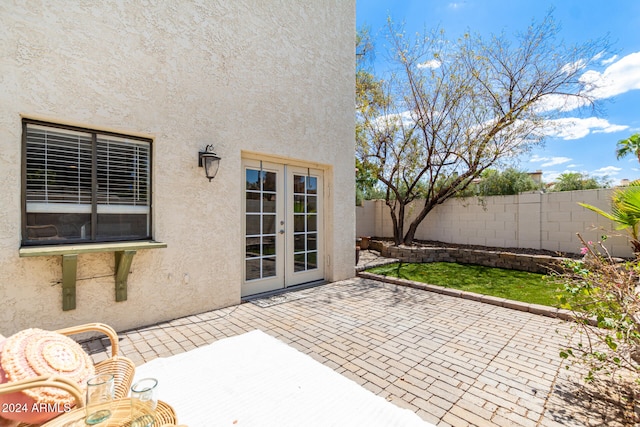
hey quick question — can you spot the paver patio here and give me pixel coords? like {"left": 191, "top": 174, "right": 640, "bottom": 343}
{"left": 83, "top": 268, "right": 627, "bottom": 426}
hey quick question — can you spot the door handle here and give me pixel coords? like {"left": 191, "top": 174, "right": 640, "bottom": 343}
{"left": 279, "top": 229, "right": 285, "bottom": 234}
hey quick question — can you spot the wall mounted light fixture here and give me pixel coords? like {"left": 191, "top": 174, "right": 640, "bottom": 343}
{"left": 198, "top": 145, "right": 221, "bottom": 182}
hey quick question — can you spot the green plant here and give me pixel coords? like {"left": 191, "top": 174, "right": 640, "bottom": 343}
{"left": 553, "top": 234, "right": 640, "bottom": 395}
{"left": 366, "top": 262, "right": 558, "bottom": 306}
{"left": 475, "top": 168, "right": 542, "bottom": 196}
{"left": 616, "top": 133, "right": 640, "bottom": 164}
{"left": 552, "top": 172, "right": 609, "bottom": 191}
{"left": 579, "top": 181, "right": 640, "bottom": 253}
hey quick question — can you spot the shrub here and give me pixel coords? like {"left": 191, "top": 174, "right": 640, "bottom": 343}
{"left": 553, "top": 234, "right": 640, "bottom": 420}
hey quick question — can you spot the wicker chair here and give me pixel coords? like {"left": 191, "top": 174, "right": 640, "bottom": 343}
{"left": 0, "top": 375, "right": 83, "bottom": 406}
{"left": 0, "top": 323, "right": 136, "bottom": 426}
{"left": 38, "top": 399, "right": 178, "bottom": 426}
{"left": 54, "top": 323, "right": 135, "bottom": 400}
{"left": 0, "top": 375, "right": 85, "bottom": 427}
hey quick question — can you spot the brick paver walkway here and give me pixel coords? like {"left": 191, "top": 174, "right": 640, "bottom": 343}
{"left": 83, "top": 277, "right": 626, "bottom": 426}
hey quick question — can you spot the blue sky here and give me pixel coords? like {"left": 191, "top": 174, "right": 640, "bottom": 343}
{"left": 356, "top": 0, "right": 640, "bottom": 184}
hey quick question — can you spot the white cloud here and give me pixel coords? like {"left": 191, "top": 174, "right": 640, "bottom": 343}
{"left": 448, "top": 2, "right": 464, "bottom": 9}
{"left": 374, "top": 110, "right": 414, "bottom": 130}
{"left": 591, "top": 166, "right": 621, "bottom": 177}
{"left": 561, "top": 59, "right": 587, "bottom": 75}
{"left": 593, "top": 124, "right": 629, "bottom": 134}
{"left": 543, "top": 157, "right": 572, "bottom": 167}
{"left": 544, "top": 117, "right": 629, "bottom": 140}
{"left": 534, "top": 93, "right": 590, "bottom": 112}
{"left": 535, "top": 52, "right": 640, "bottom": 113}
{"left": 530, "top": 155, "right": 572, "bottom": 167}
{"left": 417, "top": 60, "right": 442, "bottom": 69}
{"left": 580, "top": 51, "right": 640, "bottom": 99}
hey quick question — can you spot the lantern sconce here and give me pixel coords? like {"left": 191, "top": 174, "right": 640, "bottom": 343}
{"left": 198, "top": 145, "right": 221, "bottom": 182}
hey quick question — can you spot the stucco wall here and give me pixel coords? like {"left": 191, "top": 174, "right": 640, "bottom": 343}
{"left": 357, "top": 189, "right": 633, "bottom": 258}
{"left": 0, "top": 1, "right": 355, "bottom": 334}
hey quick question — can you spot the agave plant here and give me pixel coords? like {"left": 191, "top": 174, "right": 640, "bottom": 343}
{"left": 579, "top": 181, "right": 640, "bottom": 254}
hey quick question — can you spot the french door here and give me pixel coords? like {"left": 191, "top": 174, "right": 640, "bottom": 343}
{"left": 242, "top": 159, "right": 324, "bottom": 296}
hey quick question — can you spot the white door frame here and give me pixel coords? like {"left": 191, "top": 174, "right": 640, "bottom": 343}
{"left": 285, "top": 165, "right": 324, "bottom": 287}
{"left": 241, "top": 159, "right": 324, "bottom": 297}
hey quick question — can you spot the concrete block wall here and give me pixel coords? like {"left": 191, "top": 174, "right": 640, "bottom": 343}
{"left": 540, "top": 189, "right": 631, "bottom": 257}
{"left": 358, "top": 188, "right": 634, "bottom": 259}
{"left": 355, "top": 202, "right": 376, "bottom": 238}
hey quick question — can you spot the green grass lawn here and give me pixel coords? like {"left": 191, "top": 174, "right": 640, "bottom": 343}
{"left": 366, "top": 262, "right": 560, "bottom": 307}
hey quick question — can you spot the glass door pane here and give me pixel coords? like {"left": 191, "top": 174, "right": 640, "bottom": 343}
{"left": 292, "top": 174, "right": 318, "bottom": 272}
{"left": 242, "top": 161, "right": 323, "bottom": 296}
{"left": 286, "top": 167, "right": 323, "bottom": 286}
{"left": 245, "top": 168, "right": 278, "bottom": 281}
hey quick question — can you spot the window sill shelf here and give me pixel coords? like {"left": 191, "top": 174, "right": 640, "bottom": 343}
{"left": 19, "top": 241, "right": 167, "bottom": 311}
{"left": 19, "top": 241, "right": 167, "bottom": 257}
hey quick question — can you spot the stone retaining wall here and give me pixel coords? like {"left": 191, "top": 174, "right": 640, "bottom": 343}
{"left": 369, "top": 240, "right": 565, "bottom": 274}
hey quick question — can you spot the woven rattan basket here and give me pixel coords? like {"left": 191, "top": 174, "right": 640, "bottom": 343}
{"left": 40, "top": 399, "right": 177, "bottom": 426}
{"left": 1, "top": 324, "right": 139, "bottom": 427}
{"left": 55, "top": 323, "right": 135, "bottom": 400}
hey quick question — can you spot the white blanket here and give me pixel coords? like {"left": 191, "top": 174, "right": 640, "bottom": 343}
{"left": 134, "top": 329, "right": 434, "bottom": 427}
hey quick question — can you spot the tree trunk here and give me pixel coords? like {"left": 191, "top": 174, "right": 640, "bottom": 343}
{"left": 403, "top": 222, "right": 419, "bottom": 246}
{"left": 402, "top": 199, "right": 437, "bottom": 245}
{"left": 387, "top": 200, "right": 405, "bottom": 246}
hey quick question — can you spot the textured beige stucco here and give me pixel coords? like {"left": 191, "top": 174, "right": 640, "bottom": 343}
{"left": 0, "top": 1, "right": 355, "bottom": 334}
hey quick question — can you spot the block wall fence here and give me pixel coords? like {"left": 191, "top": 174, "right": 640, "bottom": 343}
{"left": 356, "top": 188, "right": 634, "bottom": 259}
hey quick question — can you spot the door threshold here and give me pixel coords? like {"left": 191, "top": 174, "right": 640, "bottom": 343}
{"left": 242, "top": 280, "right": 328, "bottom": 303}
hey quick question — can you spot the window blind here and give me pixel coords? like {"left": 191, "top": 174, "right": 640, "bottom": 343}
{"left": 25, "top": 125, "right": 93, "bottom": 209}
{"left": 25, "top": 124, "right": 150, "bottom": 214}
{"left": 97, "top": 135, "right": 150, "bottom": 212}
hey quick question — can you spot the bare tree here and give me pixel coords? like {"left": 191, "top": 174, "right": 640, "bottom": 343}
{"left": 357, "top": 13, "right": 609, "bottom": 245}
